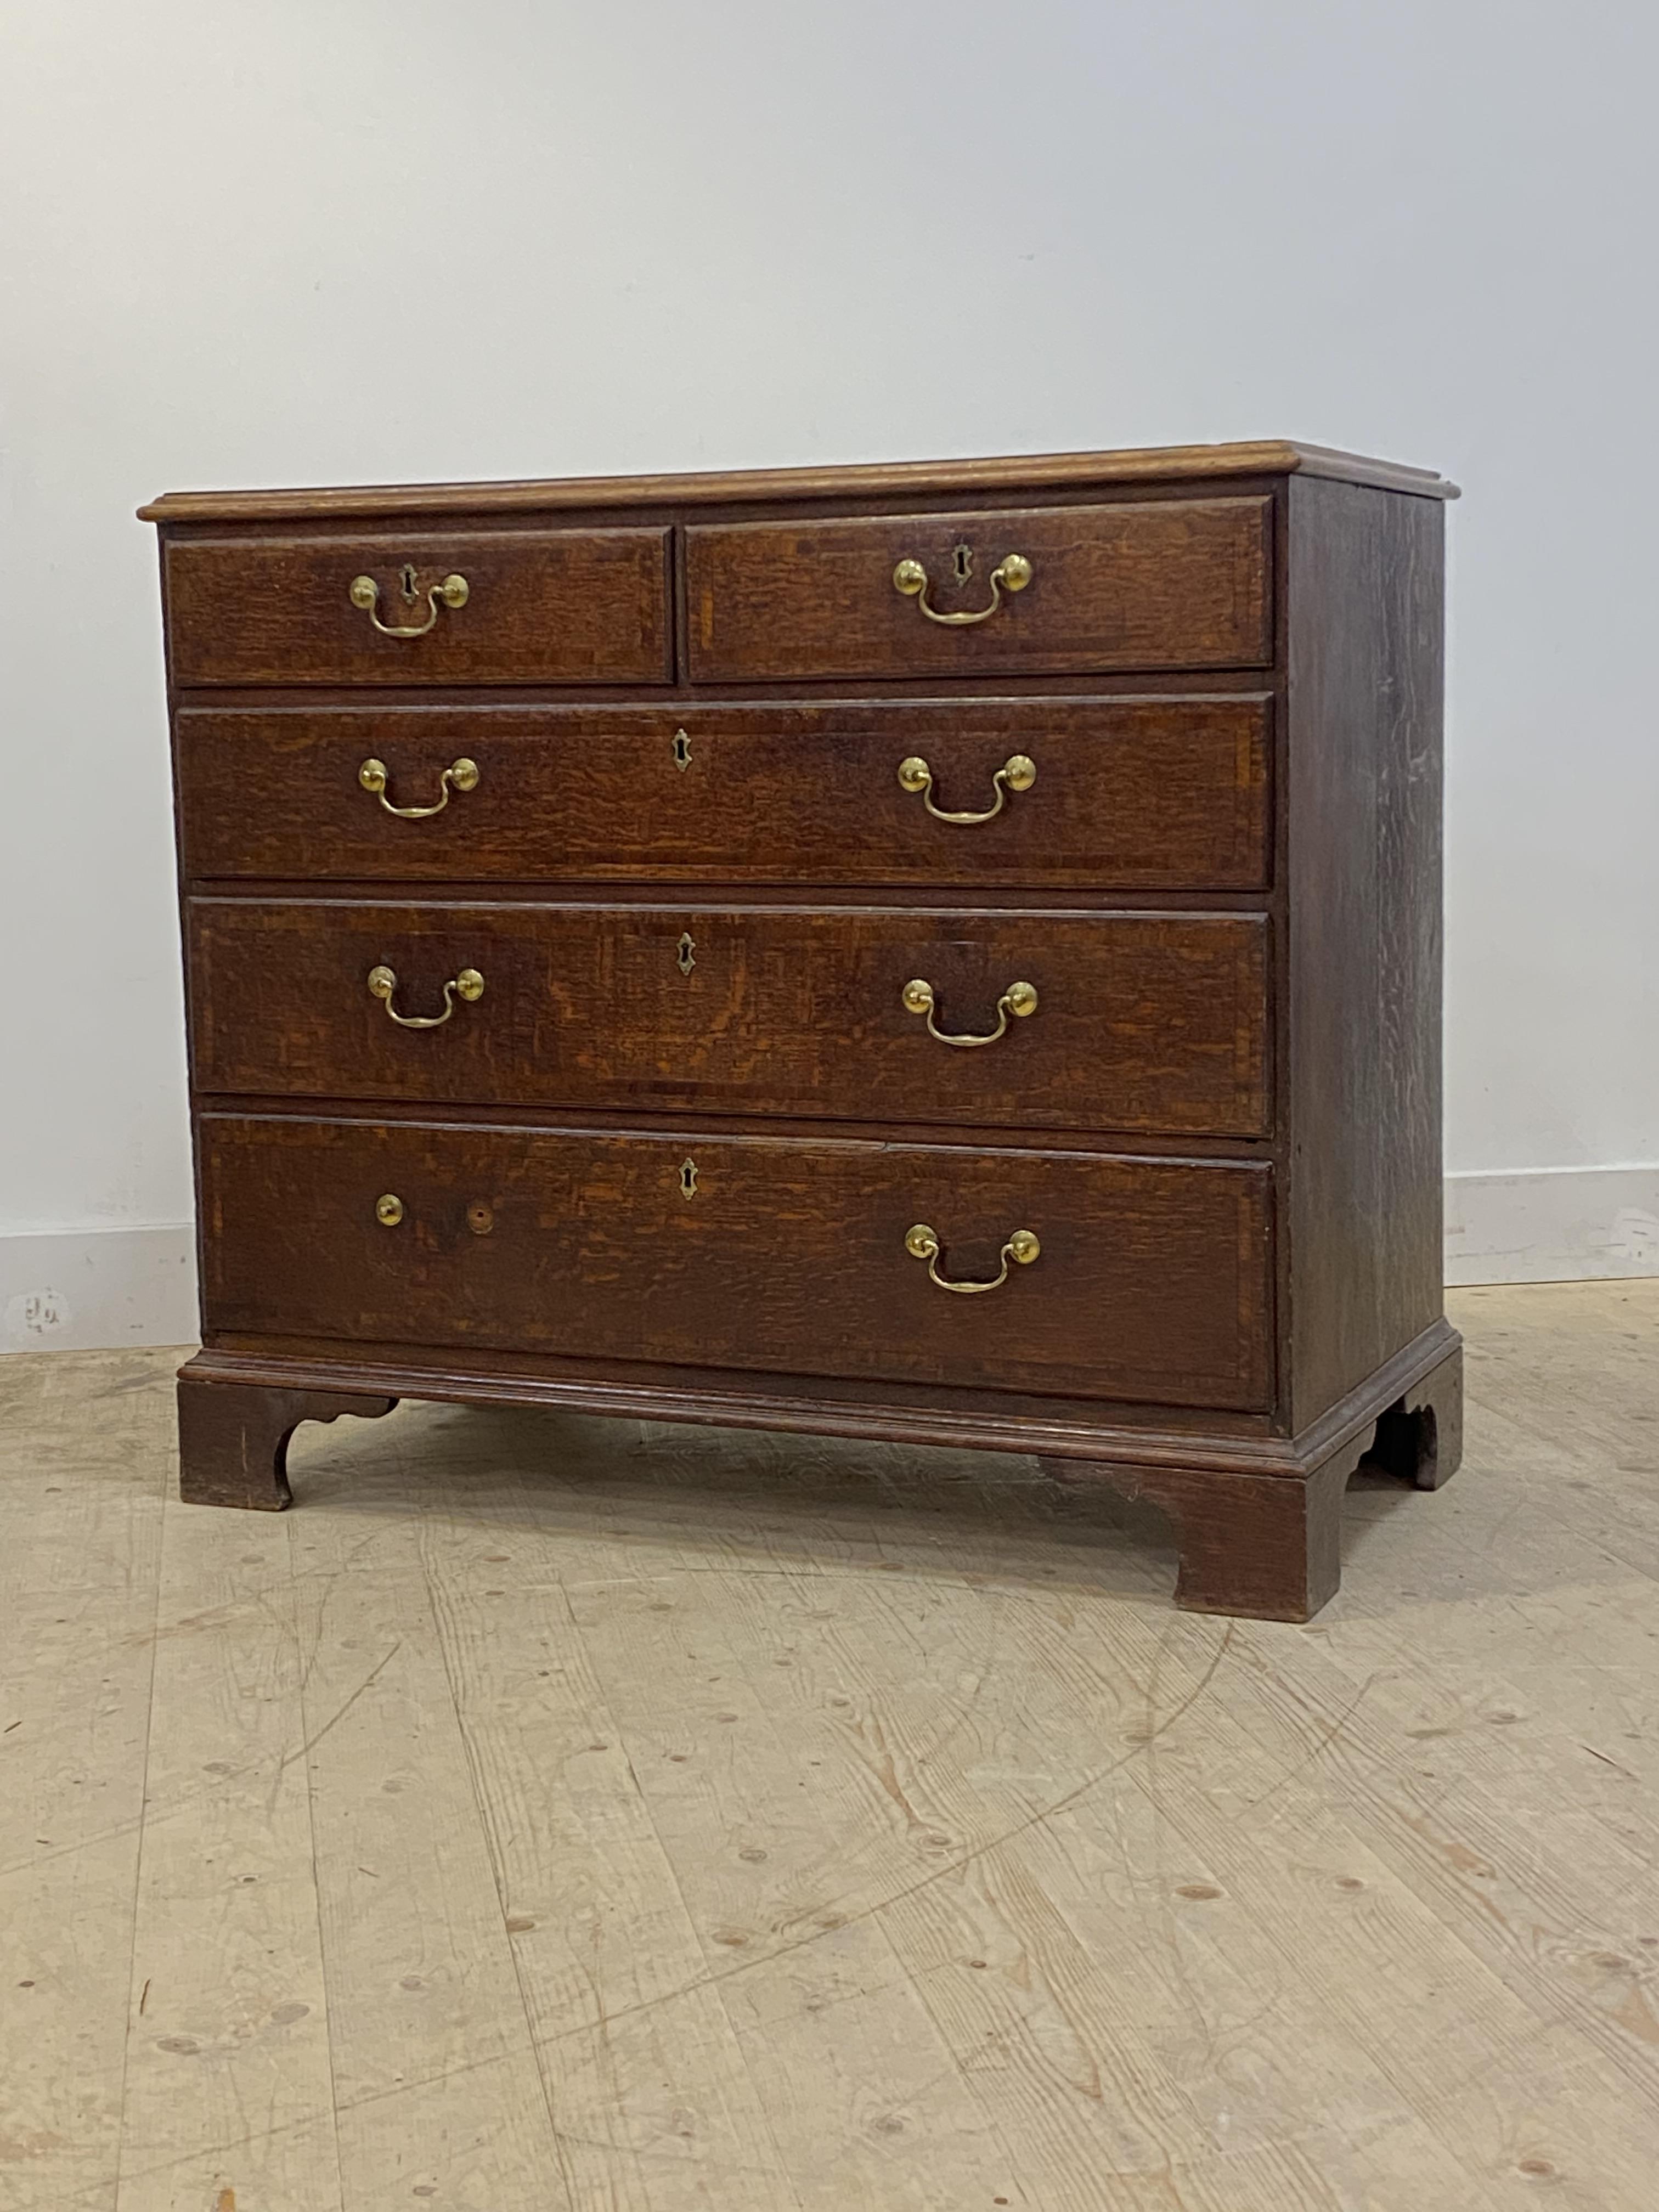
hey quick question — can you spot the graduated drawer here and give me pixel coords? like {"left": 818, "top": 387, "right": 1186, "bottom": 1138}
{"left": 173, "top": 697, "right": 1270, "bottom": 891}
{"left": 686, "top": 498, "right": 1271, "bottom": 681}
{"left": 164, "top": 528, "right": 672, "bottom": 687}
{"left": 188, "top": 899, "right": 1269, "bottom": 1139}
{"left": 199, "top": 1115, "right": 1274, "bottom": 1410}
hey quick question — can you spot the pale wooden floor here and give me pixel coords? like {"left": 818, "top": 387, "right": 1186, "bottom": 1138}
{"left": 4, "top": 1286, "right": 1659, "bottom": 2210}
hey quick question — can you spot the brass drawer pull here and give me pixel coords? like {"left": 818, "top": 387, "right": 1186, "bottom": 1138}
{"left": 375, "top": 1193, "right": 405, "bottom": 1227}
{"left": 905, "top": 1223, "right": 1040, "bottom": 1295}
{"left": 902, "top": 977, "right": 1037, "bottom": 1047}
{"left": 897, "top": 752, "right": 1035, "bottom": 824}
{"left": 359, "top": 755, "right": 479, "bottom": 819}
{"left": 892, "top": 552, "right": 1031, "bottom": 626}
{"left": 367, "top": 962, "right": 484, "bottom": 1029}
{"left": 348, "top": 569, "right": 470, "bottom": 639}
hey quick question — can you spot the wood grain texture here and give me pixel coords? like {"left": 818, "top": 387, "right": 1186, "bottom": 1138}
{"left": 687, "top": 499, "right": 1272, "bottom": 681}
{"left": 287, "top": 1513, "right": 576, "bottom": 2208}
{"left": 196, "top": 1114, "right": 1274, "bottom": 1410}
{"left": 7, "top": 1284, "right": 1658, "bottom": 2208}
{"left": 1036, "top": 1345, "right": 1462, "bottom": 1621}
{"left": 173, "top": 697, "right": 1273, "bottom": 891}
{"left": 165, "top": 528, "right": 672, "bottom": 687}
{"left": 175, "top": 1372, "right": 397, "bottom": 1510}
{"left": 136, "top": 436, "right": 1459, "bottom": 523}
{"left": 115, "top": 1483, "right": 341, "bottom": 2211}
{"left": 1043, "top": 1454, "right": 1352, "bottom": 1623}
{"left": 418, "top": 1541, "right": 808, "bottom": 2205}
{"left": 187, "top": 899, "right": 1269, "bottom": 1139}
{"left": 0, "top": 1352, "right": 168, "bottom": 2211}
{"left": 1365, "top": 1341, "right": 1463, "bottom": 1491}
{"left": 1283, "top": 476, "right": 1447, "bottom": 1430}
{"left": 147, "top": 443, "right": 1456, "bottom": 1621}
{"left": 551, "top": 1565, "right": 1015, "bottom": 2207}
{"left": 176, "top": 1318, "right": 1455, "bottom": 1496}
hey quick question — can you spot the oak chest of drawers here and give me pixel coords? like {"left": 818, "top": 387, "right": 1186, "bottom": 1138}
{"left": 144, "top": 439, "right": 1462, "bottom": 1621}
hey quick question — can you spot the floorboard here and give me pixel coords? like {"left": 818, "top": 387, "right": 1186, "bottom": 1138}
{"left": 2, "top": 1282, "right": 1657, "bottom": 2209}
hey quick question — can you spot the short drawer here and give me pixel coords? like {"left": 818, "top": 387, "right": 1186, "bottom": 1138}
{"left": 686, "top": 498, "right": 1272, "bottom": 681}
{"left": 199, "top": 1115, "right": 1274, "bottom": 1410}
{"left": 173, "top": 697, "right": 1271, "bottom": 891}
{"left": 164, "top": 528, "right": 672, "bottom": 687}
{"left": 188, "top": 899, "right": 1269, "bottom": 1139}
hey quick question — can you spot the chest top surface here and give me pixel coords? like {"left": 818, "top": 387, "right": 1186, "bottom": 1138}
{"left": 139, "top": 438, "right": 1458, "bottom": 524}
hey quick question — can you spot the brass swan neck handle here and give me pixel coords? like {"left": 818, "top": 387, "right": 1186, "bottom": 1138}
{"left": 892, "top": 552, "right": 1032, "bottom": 626}
{"left": 359, "top": 756, "right": 479, "bottom": 819}
{"left": 349, "top": 569, "right": 470, "bottom": 639}
{"left": 905, "top": 1223, "right": 1041, "bottom": 1294}
{"left": 898, "top": 752, "right": 1035, "bottom": 825}
{"left": 367, "top": 963, "right": 484, "bottom": 1029}
{"left": 902, "top": 977, "right": 1037, "bottom": 1048}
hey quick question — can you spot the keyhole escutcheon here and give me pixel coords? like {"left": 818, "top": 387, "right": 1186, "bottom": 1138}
{"left": 676, "top": 932, "right": 696, "bottom": 976}
{"left": 952, "top": 543, "right": 974, "bottom": 585}
{"left": 680, "top": 1158, "right": 699, "bottom": 1200}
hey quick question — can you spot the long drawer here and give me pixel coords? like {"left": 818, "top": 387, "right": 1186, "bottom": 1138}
{"left": 188, "top": 900, "right": 1269, "bottom": 1138}
{"left": 686, "top": 498, "right": 1272, "bottom": 681}
{"left": 172, "top": 698, "right": 1271, "bottom": 890}
{"left": 199, "top": 1115, "right": 1274, "bottom": 1410}
{"left": 165, "top": 528, "right": 673, "bottom": 686}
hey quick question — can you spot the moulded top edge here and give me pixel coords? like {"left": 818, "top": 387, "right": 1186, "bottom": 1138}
{"left": 137, "top": 439, "right": 1459, "bottom": 524}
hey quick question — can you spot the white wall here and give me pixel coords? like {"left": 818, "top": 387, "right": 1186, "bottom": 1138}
{"left": 2, "top": 0, "right": 1656, "bottom": 1344}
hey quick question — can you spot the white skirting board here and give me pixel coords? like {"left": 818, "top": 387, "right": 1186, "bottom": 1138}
{"left": 2, "top": 1172, "right": 1657, "bottom": 1352}
{"left": 1444, "top": 1166, "right": 1659, "bottom": 1285}
{"left": 1, "top": 1226, "right": 199, "bottom": 1353}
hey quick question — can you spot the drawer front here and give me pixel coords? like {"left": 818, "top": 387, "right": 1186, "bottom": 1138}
{"left": 165, "top": 529, "right": 672, "bottom": 687}
{"left": 189, "top": 900, "right": 1269, "bottom": 1139}
{"left": 173, "top": 698, "right": 1271, "bottom": 891}
{"left": 199, "top": 1115, "right": 1274, "bottom": 1410}
{"left": 686, "top": 499, "right": 1272, "bottom": 681}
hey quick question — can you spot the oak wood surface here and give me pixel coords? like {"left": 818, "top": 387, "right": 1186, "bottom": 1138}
{"left": 165, "top": 528, "right": 673, "bottom": 687}
{"left": 173, "top": 696, "right": 1272, "bottom": 891}
{"left": 1367, "top": 1340, "right": 1464, "bottom": 1491}
{"left": 180, "top": 1316, "right": 1457, "bottom": 1483}
{"left": 175, "top": 1373, "right": 397, "bottom": 1509}
{"left": 1283, "top": 477, "right": 1446, "bottom": 1429}
{"left": 1036, "top": 1347, "right": 1463, "bottom": 1622}
{"left": 196, "top": 1113, "right": 1274, "bottom": 1410}
{"left": 1081, "top": 1452, "right": 1351, "bottom": 1622}
{"left": 187, "top": 898, "right": 1269, "bottom": 1138}
{"left": 7, "top": 1283, "right": 1659, "bottom": 2210}
{"left": 137, "top": 436, "right": 1459, "bottom": 523}
{"left": 147, "top": 442, "right": 1455, "bottom": 1622}
{"left": 686, "top": 499, "right": 1272, "bottom": 681}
